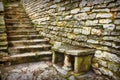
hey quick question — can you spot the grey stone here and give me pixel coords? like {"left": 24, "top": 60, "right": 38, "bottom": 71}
{"left": 98, "top": 60, "right": 107, "bottom": 67}
{"left": 96, "top": 13, "right": 112, "bottom": 18}
{"left": 0, "top": 2, "right": 4, "bottom": 12}
{"left": 99, "top": 67, "right": 113, "bottom": 77}
{"left": 50, "top": 4, "right": 57, "bottom": 9}
{"left": 76, "top": 35, "right": 87, "bottom": 41}
{"left": 82, "top": 27, "right": 91, "bottom": 35}
{"left": 74, "top": 13, "right": 88, "bottom": 20}
{"left": 53, "top": 64, "right": 68, "bottom": 75}
{"left": 79, "top": 0, "right": 87, "bottom": 7}
{"left": 103, "top": 24, "right": 115, "bottom": 30}
{"left": 81, "top": 7, "right": 91, "bottom": 12}
{"left": 94, "top": 50, "right": 120, "bottom": 63}
{"left": 108, "top": 63, "right": 119, "bottom": 72}
{"left": 99, "top": 19, "right": 112, "bottom": 23}
{"left": 92, "top": 9, "right": 110, "bottom": 12}
{"left": 73, "top": 28, "right": 82, "bottom": 34}
{"left": 69, "top": 76, "right": 76, "bottom": 80}
{"left": 86, "top": 20, "right": 98, "bottom": 26}
{"left": 65, "top": 15, "right": 72, "bottom": 20}
{"left": 71, "top": 8, "right": 80, "bottom": 14}
{"left": 114, "top": 20, "right": 120, "bottom": 24}
{"left": 87, "top": 39, "right": 99, "bottom": 44}
{"left": 88, "top": 13, "right": 96, "bottom": 19}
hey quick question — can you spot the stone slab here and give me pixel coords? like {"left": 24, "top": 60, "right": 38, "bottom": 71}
{"left": 0, "top": 2, "right": 4, "bottom": 12}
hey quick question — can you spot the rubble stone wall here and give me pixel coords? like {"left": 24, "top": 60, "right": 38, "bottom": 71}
{"left": 21, "top": 0, "right": 120, "bottom": 79}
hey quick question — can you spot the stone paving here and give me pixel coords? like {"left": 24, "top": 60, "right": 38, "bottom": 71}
{"left": 0, "top": 61, "right": 111, "bottom": 80}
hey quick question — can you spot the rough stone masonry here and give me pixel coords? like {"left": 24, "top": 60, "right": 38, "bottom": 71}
{"left": 21, "top": 0, "right": 120, "bottom": 79}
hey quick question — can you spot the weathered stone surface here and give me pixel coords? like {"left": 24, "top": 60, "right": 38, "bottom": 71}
{"left": 81, "top": 7, "right": 91, "bottom": 12}
{"left": 74, "top": 13, "right": 88, "bottom": 20}
{"left": 103, "top": 24, "right": 115, "bottom": 30}
{"left": 91, "top": 29, "right": 102, "bottom": 36}
{"left": 92, "top": 9, "right": 110, "bottom": 12}
{"left": 94, "top": 50, "right": 120, "bottom": 63}
{"left": 73, "top": 28, "right": 82, "bottom": 34}
{"left": 0, "top": 2, "right": 4, "bottom": 12}
{"left": 71, "top": 8, "right": 80, "bottom": 14}
{"left": 0, "top": 16, "right": 5, "bottom": 25}
{"left": 82, "top": 27, "right": 91, "bottom": 35}
{"left": 99, "top": 19, "right": 112, "bottom": 24}
{"left": 87, "top": 39, "right": 99, "bottom": 44}
{"left": 86, "top": 20, "right": 98, "bottom": 26}
{"left": 96, "top": 13, "right": 112, "bottom": 18}
{"left": 114, "top": 20, "right": 120, "bottom": 24}
{"left": 79, "top": 0, "right": 87, "bottom": 7}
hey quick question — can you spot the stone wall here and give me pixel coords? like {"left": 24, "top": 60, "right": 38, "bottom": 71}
{"left": 21, "top": 0, "right": 120, "bottom": 79}
{"left": 0, "top": 2, "right": 8, "bottom": 61}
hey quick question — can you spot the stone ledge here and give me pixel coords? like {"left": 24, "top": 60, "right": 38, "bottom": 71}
{"left": 52, "top": 42, "right": 95, "bottom": 56}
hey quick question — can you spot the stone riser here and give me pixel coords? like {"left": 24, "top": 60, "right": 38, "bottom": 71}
{"left": 8, "top": 47, "right": 51, "bottom": 55}
{"left": 4, "top": 55, "right": 52, "bottom": 65}
{"left": 9, "top": 40, "right": 49, "bottom": 47}
{"left": 7, "top": 31, "right": 38, "bottom": 35}
{"left": 7, "top": 27, "right": 34, "bottom": 31}
{"left": 7, "top": 35, "right": 43, "bottom": 41}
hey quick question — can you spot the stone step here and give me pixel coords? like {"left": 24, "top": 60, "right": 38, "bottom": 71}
{"left": 7, "top": 31, "right": 38, "bottom": 36}
{"left": 8, "top": 44, "right": 51, "bottom": 54}
{"left": 9, "top": 39, "right": 48, "bottom": 47}
{"left": 3, "top": 51, "right": 52, "bottom": 64}
{"left": 0, "top": 36, "right": 7, "bottom": 41}
{"left": 8, "top": 35, "right": 44, "bottom": 41}
{"left": 7, "top": 24, "right": 33, "bottom": 27}
{"left": 5, "top": 15, "right": 29, "bottom": 19}
{"left": 0, "top": 47, "right": 7, "bottom": 51}
{"left": 5, "top": 21, "right": 31, "bottom": 24}
{"left": 5, "top": 19, "right": 31, "bottom": 22}
{"left": 0, "top": 42, "right": 8, "bottom": 46}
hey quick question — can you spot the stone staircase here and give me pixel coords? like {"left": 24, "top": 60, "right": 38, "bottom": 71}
{"left": 4, "top": 3, "right": 52, "bottom": 64}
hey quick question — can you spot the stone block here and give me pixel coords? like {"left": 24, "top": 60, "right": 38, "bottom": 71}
{"left": 94, "top": 50, "right": 120, "bottom": 63}
{"left": 92, "top": 9, "right": 110, "bottom": 12}
{"left": 99, "top": 19, "right": 112, "bottom": 23}
{"left": 87, "top": 39, "right": 99, "bottom": 44}
{"left": 71, "top": 8, "right": 80, "bottom": 14}
{"left": 79, "top": 0, "right": 87, "bottom": 7}
{"left": 76, "top": 35, "right": 87, "bottom": 42}
{"left": 81, "top": 7, "right": 91, "bottom": 12}
{"left": 91, "top": 29, "right": 102, "bottom": 36}
{"left": 96, "top": 13, "right": 112, "bottom": 18}
{"left": 67, "top": 33, "right": 76, "bottom": 39}
{"left": 74, "top": 13, "right": 88, "bottom": 20}
{"left": 103, "top": 24, "right": 115, "bottom": 30}
{"left": 82, "top": 27, "right": 91, "bottom": 35}
{"left": 88, "top": 13, "right": 96, "bottom": 19}
{"left": 73, "top": 28, "right": 82, "bottom": 34}
{"left": 65, "top": 15, "right": 72, "bottom": 20}
{"left": 74, "top": 55, "right": 93, "bottom": 73}
{"left": 0, "top": 2, "right": 4, "bottom": 12}
{"left": 86, "top": 20, "right": 98, "bottom": 26}
{"left": 114, "top": 20, "right": 120, "bottom": 24}
{"left": 0, "top": 16, "right": 5, "bottom": 25}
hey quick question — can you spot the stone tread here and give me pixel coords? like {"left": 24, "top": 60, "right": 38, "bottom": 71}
{"left": 52, "top": 43, "right": 95, "bottom": 56}
{"left": 9, "top": 44, "right": 51, "bottom": 49}
{"left": 9, "top": 39, "right": 48, "bottom": 43}
{"left": 9, "top": 51, "right": 52, "bottom": 58}
{"left": 7, "top": 30, "right": 37, "bottom": 33}
{"left": 8, "top": 34, "right": 42, "bottom": 38}
{"left": 0, "top": 42, "right": 8, "bottom": 45}
{"left": 0, "top": 47, "right": 7, "bottom": 50}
